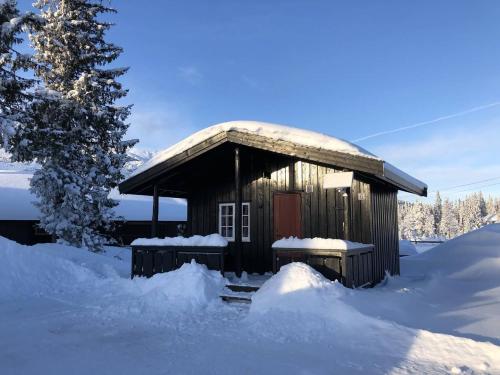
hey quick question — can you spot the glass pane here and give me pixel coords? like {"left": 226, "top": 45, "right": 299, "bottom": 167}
{"left": 242, "top": 227, "right": 248, "bottom": 238}
{"left": 242, "top": 204, "right": 248, "bottom": 215}
{"left": 221, "top": 206, "right": 226, "bottom": 215}
{"left": 227, "top": 228, "right": 233, "bottom": 238}
{"left": 221, "top": 228, "right": 227, "bottom": 237}
{"left": 243, "top": 216, "right": 248, "bottom": 226}
{"left": 221, "top": 216, "right": 226, "bottom": 226}
{"left": 228, "top": 205, "right": 233, "bottom": 215}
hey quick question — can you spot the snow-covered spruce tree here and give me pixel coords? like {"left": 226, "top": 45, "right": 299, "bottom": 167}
{"left": 439, "top": 198, "right": 459, "bottom": 239}
{"left": 433, "top": 191, "right": 442, "bottom": 236}
{"left": 0, "top": 0, "right": 37, "bottom": 148}
{"left": 12, "top": 0, "right": 136, "bottom": 250}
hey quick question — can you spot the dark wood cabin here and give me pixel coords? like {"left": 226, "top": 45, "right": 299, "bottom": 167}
{"left": 119, "top": 122, "right": 426, "bottom": 284}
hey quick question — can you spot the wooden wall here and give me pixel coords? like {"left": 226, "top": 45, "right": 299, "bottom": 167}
{"left": 370, "top": 186, "right": 400, "bottom": 282}
{"left": 186, "top": 147, "right": 396, "bottom": 276}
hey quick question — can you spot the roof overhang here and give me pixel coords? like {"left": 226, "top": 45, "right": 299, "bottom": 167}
{"left": 119, "top": 130, "right": 427, "bottom": 197}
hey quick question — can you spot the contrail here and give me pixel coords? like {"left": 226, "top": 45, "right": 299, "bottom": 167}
{"left": 352, "top": 101, "right": 500, "bottom": 142}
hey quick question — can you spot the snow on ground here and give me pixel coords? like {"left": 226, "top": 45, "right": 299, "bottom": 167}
{"left": 350, "top": 225, "right": 500, "bottom": 346}
{"left": 2, "top": 226, "right": 500, "bottom": 374}
{"left": 399, "top": 240, "right": 418, "bottom": 256}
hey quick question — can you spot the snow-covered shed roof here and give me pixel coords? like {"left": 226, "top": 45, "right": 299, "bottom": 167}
{"left": 0, "top": 171, "right": 187, "bottom": 221}
{"left": 121, "top": 121, "right": 427, "bottom": 196}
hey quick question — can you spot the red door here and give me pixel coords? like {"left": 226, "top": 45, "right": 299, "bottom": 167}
{"left": 273, "top": 193, "right": 302, "bottom": 240}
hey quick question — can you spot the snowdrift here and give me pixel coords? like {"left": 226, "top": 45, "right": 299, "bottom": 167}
{"left": 402, "top": 224, "right": 500, "bottom": 282}
{"left": 0, "top": 236, "right": 226, "bottom": 312}
{"left": 123, "top": 260, "right": 227, "bottom": 312}
{"left": 247, "top": 262, "right": 500, "bottom": 372}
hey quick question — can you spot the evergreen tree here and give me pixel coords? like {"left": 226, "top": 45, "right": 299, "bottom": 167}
{"left": 433, "top": 191, "right": 442, "bottom": 236}
{"left": 440, "top": 198, "right": 459, "bottom": 239}
{"left": 478, "top": 191, "right": 487, "bottom": 218}
{"left": 0, "top": 0, "right": 36, "bottom": 148}
{"left": 11, "top": 0, "right": 137, "bottom": 250}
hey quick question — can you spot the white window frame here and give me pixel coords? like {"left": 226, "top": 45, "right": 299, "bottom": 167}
{"left": 218, "top": 202, "right": 251, "bottom": 242}
{"left": 219, "top": 203, "right": 235, "bottom": 241}
{"left": 242, "top": 202, "right": 251, "bottom": 242}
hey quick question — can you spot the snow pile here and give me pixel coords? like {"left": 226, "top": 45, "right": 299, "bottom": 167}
{"left": 402, "top": 224, "right": 500, "bottom": 282}
{"left": 129, "top": 121, "right": 379, "bottom": 179}
{"left": 131, "top": 233, "right": 228, "bottom": 247}
{"left": 124, "top": 260, "right": 227, "bottom": 312}
{"left": 272, "top": 237, "right": 372, "bottom": 250}
{"left": 247, "top": 262, "right": 500, "bottom": 372}
{"left": 399, "top": 240, "right": 418, "bottom": 256}
{"left": 250, "top": 263, "right": 353, "bottom": 319}
{"left": 0, "top": 236, "right": 101, "bottom": 297}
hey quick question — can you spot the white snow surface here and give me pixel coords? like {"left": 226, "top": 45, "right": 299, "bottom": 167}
{"left": 131, "top": 233, "right": 228, "bottom": 247}
{"left": 2, "top": 225, "right": 500, "bottom": 374}
{"left": 399, "top": 239, "right": 419, "bottom": 256}
{"left": 128, "top": 121, "right": 378, "bottom": 179}
{"left": 272, "top": 236, "right": 372, "bottom": 249}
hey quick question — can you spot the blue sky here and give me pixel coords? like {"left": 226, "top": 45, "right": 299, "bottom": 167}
{"left": 18, "top": 0, "right": 500, "bottom": 201}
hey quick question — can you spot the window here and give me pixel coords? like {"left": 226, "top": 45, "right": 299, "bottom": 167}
{"left": 218, "top": 202, "right": 251, "bottom": 242}
{"left": 242, "top": 202, "right": 250, "bottom": 242}
{"left": 219, "top": 203, "right": 235, "bottom": 241}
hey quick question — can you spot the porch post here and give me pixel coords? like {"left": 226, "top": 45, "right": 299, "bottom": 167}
{"left": 234, "top": 147, "right": 242, "bottom": 277}
{"left": 152, "top": 183, "right": 159, "bottom": 237}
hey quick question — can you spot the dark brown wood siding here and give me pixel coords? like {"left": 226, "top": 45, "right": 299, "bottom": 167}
{"left": 186, "top": 147, "right": 396, "bottom": 275}
{"left": 370, "top": 185, "right": 399, "bottom": 282}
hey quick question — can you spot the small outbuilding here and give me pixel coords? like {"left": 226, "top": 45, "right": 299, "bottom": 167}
{"left": 119, "top": 121, "right": 427, "bottom": 285}
{"left": 0, "top": 171, "right": 187, "bottom": 245}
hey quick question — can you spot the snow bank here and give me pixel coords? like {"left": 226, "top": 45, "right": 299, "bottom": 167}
{"left": 399, "top": 240, "right": 418, "bottom": 256}
{"left": 0, "top": 236, "right": 226, "bottom": 312}
{"left": 125, "top": 260, "right": 227, "bottom": 311}
{"left": 128, "top": 121, "right": 379, "bottom": 179}
{"left": 247, "top": 262, "right": 500, "bottom": 372}
{"left": 248, "top": 262, "right": 369, "bottom": 332}
{"left": 0, "top": 236, "right": 100, "bottom": 297}
{"left": 272, "top": 237, "right": 372, "bottom": 250}
{"left": 131, "top": 233, "right": 228, "bottom": 247}
{"left": 402, "top": 224, "right": 500, "bottom": 282}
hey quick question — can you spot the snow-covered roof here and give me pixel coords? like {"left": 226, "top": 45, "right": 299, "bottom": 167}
{"left": 129, "top": 121, "right": 378, "bottom": 179}
{"left": 123, "top": 121, "right": 427, "bottom": 196}
{"left": 0, "top": 171, "right": 187, "bottom": 221}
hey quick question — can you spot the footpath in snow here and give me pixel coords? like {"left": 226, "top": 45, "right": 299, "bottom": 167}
{"left": 1, "top": 226, "right": 500, "bottom": 374}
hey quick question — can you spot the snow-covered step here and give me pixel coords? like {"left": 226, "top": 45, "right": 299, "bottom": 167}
{"left": 220, "top": 286, "right": 257, "bottom": 304}
{"left": 225, "top": 284, "right": 260, "bottom": 293}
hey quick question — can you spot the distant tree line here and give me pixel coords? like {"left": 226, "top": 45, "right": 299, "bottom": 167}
{"left": 398, "top": 192, "right": 500, "bottom": 240}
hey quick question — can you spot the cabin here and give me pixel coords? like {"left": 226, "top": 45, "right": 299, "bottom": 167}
{"left": 0, "top": 171, "right": 187, "bottom": 245}
{"left": 119, "top": 121, "right": 427, "bottom": 286}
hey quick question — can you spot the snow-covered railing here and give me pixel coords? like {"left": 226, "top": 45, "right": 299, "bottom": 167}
{"left": 131, "top": 234, "right": 228, "bottom": 278}
{"left": 131, "top": 234, "right": 228, "bottom": 247}
{"left": 272, "top": 237, "right": 374, "bottom": 288}
{"left": 272, "top": 237, "right": 373, "bottom": 250}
